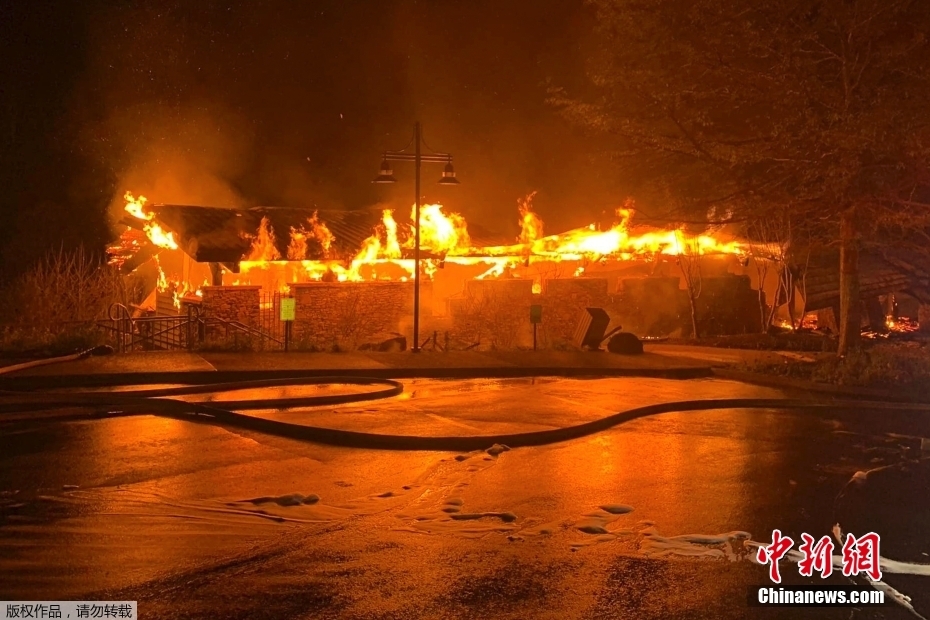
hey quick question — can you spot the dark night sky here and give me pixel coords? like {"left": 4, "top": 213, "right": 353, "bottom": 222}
{"left": 1, "top": 0, "right": 628, "bottom": 275}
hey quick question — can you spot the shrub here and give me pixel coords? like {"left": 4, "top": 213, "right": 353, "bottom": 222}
{"left": 747, "top": 343, "right": 930, "bottom": 395}
{"left": 0, "top": 324, "right": 108, "bottom": 357}
{"left": 0, "top": 248, "right": 140, "bottom": 345}
{"left": 809, "top": 345, "right": 930, "bottom": 389}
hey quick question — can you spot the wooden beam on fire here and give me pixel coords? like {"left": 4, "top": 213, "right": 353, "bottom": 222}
{"left": 120, "top": 244, "right": 161, "bottom": 275}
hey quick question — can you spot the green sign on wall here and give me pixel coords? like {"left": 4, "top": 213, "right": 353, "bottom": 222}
{"left": 530, "top": 304, "right": 542, "bottom": 324}
{"left": 280, "top": 297, "right": 296, "bottom": 321}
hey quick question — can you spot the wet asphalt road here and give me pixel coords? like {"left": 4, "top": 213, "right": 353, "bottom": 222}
{"left": 1, "top": 377, "right": 929, "bottom": 619}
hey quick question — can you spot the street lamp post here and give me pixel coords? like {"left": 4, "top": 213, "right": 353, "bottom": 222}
{"left": 373, "top": 122, "right": 459, "bottom": 353}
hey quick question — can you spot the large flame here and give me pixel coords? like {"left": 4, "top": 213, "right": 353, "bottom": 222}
{"left": 287, "top": 212, "right": 335, "bottom": 260}
{"left": 518, "top": 191, "right": 543, "bottom": 246}
{"left": 409, "top": 203, "right": 471, "bottom": 255}
{"left": 117, "top": 190, "right": 750, "bottom": 293}
{"left": 246, "top": 216, "right": 281, "bottom": 261}
{"left": 123, "top": 192, "right": 179, "bottom": 250}
{"left": 234, "top": 198, "right": 747, "bottom": 287}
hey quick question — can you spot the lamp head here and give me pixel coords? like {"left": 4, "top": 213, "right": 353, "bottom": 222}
{"left": 437, "top": 161, "right": 459, "bottom": 185}
{"left": 372, "top": 160, "right": 397, "bottom": 184}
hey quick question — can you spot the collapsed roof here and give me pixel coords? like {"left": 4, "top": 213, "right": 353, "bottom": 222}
{"left": 116, "top": 203, "right": 514, "bottom": 268}
{"left": 804, "top": 249, "right": 930, "bottom": 311}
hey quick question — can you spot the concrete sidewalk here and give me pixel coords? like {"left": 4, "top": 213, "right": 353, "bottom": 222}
{"left": 0, "top": 344, "right": 839, "bottom": 392}
{"left": 645, "top": 343, "right": 828, "bottom": 367}
{"left": 1, "top": 348, "right": 714, "bottom": 381}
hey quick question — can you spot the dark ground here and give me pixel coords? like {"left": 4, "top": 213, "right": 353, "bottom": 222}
{"left": 1, "top": 376, "right": 929, "bottom": 618}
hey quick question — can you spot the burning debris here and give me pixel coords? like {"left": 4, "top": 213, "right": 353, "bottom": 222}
{"left": 109, "top": 189, "right": 759, "bottom": 320}
{"left": 232, "top": 198, "right": 749, "bottom": 288}
{"left": 123, "top": 192, "right": 178, "bottom": 250}
{"left": 863, "top": 316, "right": 922, "bottom": 340}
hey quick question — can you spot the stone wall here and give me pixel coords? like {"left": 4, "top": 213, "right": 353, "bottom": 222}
{"left": 290, "top": 281, "right": 434, "bottom": 350}
{"left": 616, "top": 275, "right": 761, "bottom": 337}
{"left": 200, "top": 274, "right": 772, "bottom": 350}
{"left": 449, "top": 279, "right": 536, "bottom": 348}
{"left": 618, "top": 277, "right": 687, "bottom": 337}
{"left": 446, "top": 278, "right": 623, "bottom": 349}
{"left": 201, "top": 286, "right": 261, "bottom": 327}
{"left": 694, "top": 275, "right": 761, "bottom": 336}
{"left": 539, "top": 278, "right": 617, "bottom": 347}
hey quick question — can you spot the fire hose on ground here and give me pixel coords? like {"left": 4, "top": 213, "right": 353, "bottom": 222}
{"left": 1, "top": 348, "right": 930, "bottom": 452}
{"left": 0, "top": 345, "right": 116, "bottom": 376}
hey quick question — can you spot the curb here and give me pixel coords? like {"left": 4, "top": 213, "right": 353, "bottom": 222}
{"left": 0, "top": 365, "right": 713, "bottom": 391}
{"left": 712, "top": 368, "right": 930, "bottom": 404}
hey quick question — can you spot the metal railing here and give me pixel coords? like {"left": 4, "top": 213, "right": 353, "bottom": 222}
{"left": 98, "top": 302, "right": 288, "bottom": 352}
{"left": 100, "top": 303, "right": 202, "bottom": 352}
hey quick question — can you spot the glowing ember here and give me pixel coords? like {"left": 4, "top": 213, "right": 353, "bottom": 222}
{"left": 886, "top": 316, "right": 919, "bottom": 333}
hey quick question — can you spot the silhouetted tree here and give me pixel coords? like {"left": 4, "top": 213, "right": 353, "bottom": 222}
{"left": 552, "top": 0, "right": 930, "bottom": 355}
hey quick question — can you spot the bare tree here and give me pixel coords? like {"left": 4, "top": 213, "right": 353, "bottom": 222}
{"left": 0, "top": 248, "right": 143, "bottom": 350}
{"left": 792, "top": 231, "right": 814, "bottom": 329}
{"left": 746, "top": 244, "right": 771, "bottom": 333}
{"left": 746, "top": 207, "right": 795, "bottom": 330}
{"left": 676, "top": 236, "right": 703, "bottom": 339}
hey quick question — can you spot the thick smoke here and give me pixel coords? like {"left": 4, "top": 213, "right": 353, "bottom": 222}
{"left": 70, "top": 0, "right": 627, "bottom": 243}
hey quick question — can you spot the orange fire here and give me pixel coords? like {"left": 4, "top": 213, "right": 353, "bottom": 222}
{"left": 123, "top": 192, "right": 179, "bottom": 250}
{"left": 480, "top": 204, "right": 743, "bottom": 260}
{"left": 287, "top": 212, "right": 335, "bottom": 260}
{"left": 234, "top": 197, "right": 748, "bottom": 288}
{"left": 154, "top": 255, "right": 169, "bottom": 292}
{"left": 117, "top": 189, "right": 750, "bottom": 296}
{"left": 409, "top": 203, "right": 471, "bottom": 254}
{"left": 518, "top": 191, "right": 543, "bottom": 246}
{"left": 245, "top": 216, "right": 281, "bottom": 261}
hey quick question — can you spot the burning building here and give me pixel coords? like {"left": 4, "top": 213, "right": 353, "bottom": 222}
{"left": 110, "top": 191, "right": 928, "bottom": 350}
